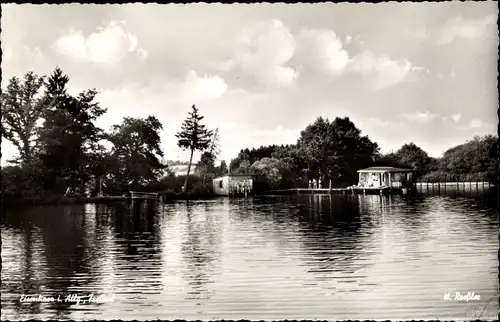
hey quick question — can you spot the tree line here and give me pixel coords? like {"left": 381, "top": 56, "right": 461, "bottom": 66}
{"left": 229, "top": 118, "right": 498, "bottom": 191}
{"left": 2, "top": 68, "right": 497, "bottom": 203}
{"left": 1, "top": 69, "right": 223, "bottom": 203}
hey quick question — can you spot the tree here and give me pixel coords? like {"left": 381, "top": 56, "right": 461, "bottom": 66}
{"left": 218, "top": 160, "right": 228, "bottom": 176}
{"left": 202, "top": 127, "right": 220, "bottom": 184}
{"left": 394, "top": 142, "right": 431, "bottom": 177}
{"left": 106, "top": 116, "right": 166, "bottom": 193}
{"left": 230, "top": 144, "right": 285, "bottom": 174}
{"left": 440, "top": 135, "right": 498, "bottom": 182}
{"left": 1, "top": 72, "right": 46, "bottom": 165}
{"left": 234, "top": 159, "right": 252, "bottom": 174}
{"left": 271, "top": 144, "right": 307, "bottom": 185}
{"left": 374, "top": 143, "right": 433, "bottom": 180}
{"left": 297, "top": 116, "right": 379, "bottom": 186}
{"left": 175, "top": 105, "right": 213, "bottom": 191}
{"left": 37, "top": 67, "right": 107, "bottom": 193}
{"left": 250, "top": 157, "right": 293, "bottom": 191}
{"left": 198, "top": 151, "right": 216, "bottom": 180}
{"left": 84, "top": 144, "right": 120, "bottom": 196}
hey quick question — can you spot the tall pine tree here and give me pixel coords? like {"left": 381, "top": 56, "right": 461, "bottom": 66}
{"left": 175, "top": 105, "right": 213, "bottom": 191}
{"left": 38, "top": 67, "right": 107, "bottom": 193}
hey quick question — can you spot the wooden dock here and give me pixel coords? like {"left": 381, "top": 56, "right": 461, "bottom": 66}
{"left": 265, "top": 186, "right": 407, "bottom": 195}
{"left": 129, "top": 191, "right": 159, "bottom": 200}
{"left": 265, "top": 181, "right": 494, "bottom": 196}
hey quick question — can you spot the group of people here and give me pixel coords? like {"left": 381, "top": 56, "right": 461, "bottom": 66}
{"left": 234, "top": 181, "right": 251, "bottom": 193}
{"left": 308, "top": 178, "right": 323, "bottom": 189}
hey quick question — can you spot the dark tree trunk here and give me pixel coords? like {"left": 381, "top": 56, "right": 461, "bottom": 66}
{"left": 183, "top": 148, "right": 195, "bottom": 192}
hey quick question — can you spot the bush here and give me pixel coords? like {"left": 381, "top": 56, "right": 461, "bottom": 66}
{"left": 160, "top": 188, "right": 177, "bottom": 201}
{"left": 160, "top": 183, "right": 214, "bottom": 201}
{"left": 191, "top": 182, "right": 214, "bottom": 197}
{"left": 175, "top": 191, "right": 189, "bottom": 200}
{"left": 419, "top": 171, "right": 491, "bottom": 183}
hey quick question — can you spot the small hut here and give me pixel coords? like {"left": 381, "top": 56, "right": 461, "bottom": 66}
{"left": 213, "top": 175, "right": 253, "bottom": 196}
{"left": 357, "top": 166, "right": 414, "bottom": 189}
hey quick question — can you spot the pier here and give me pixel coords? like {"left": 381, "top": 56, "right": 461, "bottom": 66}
{"left": 266, "top": 186, "right": 404, "bottom": 195}
{"left": 129, "top": 191, "right": 159, "bottom": 200}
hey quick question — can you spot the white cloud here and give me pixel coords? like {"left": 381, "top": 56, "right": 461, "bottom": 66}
{"left": 217, "top": 20, "right": 421, "bottom": 91}
{"left": 136, "top": 48, "right": 148, "bottom": 61}
{"left": 95, "top": 70, "right": 228, "bottom": 130}
{"left": 53, "top": 21, "right": 147, "bottom": 66}
{"left": 400, "top": 110, "right": 439, "bottom": 123}
{"left": 296, "top": 28, "right": 350, "bottom": 76}
{"left": 4, "top": 45, "right": 44, "bottom": 64}
{"left": 365, "top": 117, "right": 407, "bottom": 131}
{"left": 211, "top": 59, "right": 236, "bottom": 72}
{"left": 451, "top": 113, "right": 461, "bottom": 122}
{"left": 228, "top": 19, "right": 298, "bottom": 87}
{"left": 182, "top": 70, "right": 228, "bottom": 102}
{"left": 439, "top": 14, "right": 497, "bottom": 45}
{"left": 462, "top": 119, "right": 484, "bottom": 130}
{"left": 349, "top": 51, "right": 417, "bottom": 90}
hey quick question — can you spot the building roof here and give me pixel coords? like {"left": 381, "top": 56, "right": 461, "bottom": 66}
{"left": 214, "top": 174, "right": 253, "bottom": 180}
{"left": 170, "top": 164, "right": 197, "bottom": 170}
{"left": 357, "top": 166, "right": 413, "bottom": 173}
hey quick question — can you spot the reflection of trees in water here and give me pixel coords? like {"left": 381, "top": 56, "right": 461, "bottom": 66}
{"left": 2, "top": 205, "right": 106, "bottom": 316}
{"left": 109, "top": 200, "right": 163, "bottom": 295}
{"left": 230, "top": 195, "right": 369, "bottom": 279}
{"left": 294, "top": 194, "right": 363, "bottom": 231}
{"left": 2, "top": 212, "right": 45, "bottom": 317}
{"left": 230, "top": 197, "right": 302, "bottom": 253}
{"left": 180, "top": 201, "right": 221, "bottom": 304}
{"left": 293, "top": 195, "right": 369, "bottom": 276}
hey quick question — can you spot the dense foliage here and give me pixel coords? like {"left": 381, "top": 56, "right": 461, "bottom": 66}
{"left": 103, "top": 116, "right": 167, "bottom": 194}
{"left": 2, "top": 69, "right": 497, "bottom": 203}
{"left": 230, "top": 117, "right": 380, "bottom": 191}
{"left": 2, "top": 69, "right": 178, "bottom": 203}
{"left": 419, "top": 135, "right": 498, "bottom": 183}
{"left": 296, "top": 116, "right": 379, "bottom": 187}
{"left": 230, "top": 118, "right": 498, "bottom": 192}
{"left": 1, "top": 71, "right": 46, "bottom": 165}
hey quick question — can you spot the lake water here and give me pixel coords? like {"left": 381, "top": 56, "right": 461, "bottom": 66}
{"left": 1, "top": 191, "right": 498, "bottom": 321}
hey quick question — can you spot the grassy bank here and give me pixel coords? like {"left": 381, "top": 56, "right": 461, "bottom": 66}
{"left": 2, "top": 180, "right": 217, "bottom": 206}
{"left": 1, "top": 195, "right": 128, "bottom": 206}
{"left": 2, "top": 189, "right": 216, "bottom": 207}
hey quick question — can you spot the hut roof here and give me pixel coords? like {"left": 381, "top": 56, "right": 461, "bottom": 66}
{"left": 357, "top": 166, "right": 413, "bottom": 173}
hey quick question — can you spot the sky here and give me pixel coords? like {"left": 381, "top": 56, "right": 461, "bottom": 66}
{"left": 1, "top": 3, "right": 498, "bottom": 166}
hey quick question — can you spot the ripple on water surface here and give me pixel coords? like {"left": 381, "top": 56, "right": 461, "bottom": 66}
{"left": 1, "top": 192, "right": 498, "bottom": 320}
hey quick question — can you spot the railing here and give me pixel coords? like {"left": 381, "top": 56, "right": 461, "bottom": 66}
{"left": 129, "top": 191, "right": 159, "bottom": 200}
{"left": 416, "top": 173, "right": 493, "bottom": 192}
{"left": 415, "top": 181, "right": 493, "bottom": 193}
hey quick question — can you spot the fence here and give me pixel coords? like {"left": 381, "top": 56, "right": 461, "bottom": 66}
{"left": 415, "top": 177, "right": 493, "bottom": 194}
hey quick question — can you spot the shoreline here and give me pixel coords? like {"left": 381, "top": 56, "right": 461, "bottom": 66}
{"left": 3, "top": 183, "right": 495, "bottom": 207}
{"left": 1, "top": 194, "right": 218, "bottom": 207}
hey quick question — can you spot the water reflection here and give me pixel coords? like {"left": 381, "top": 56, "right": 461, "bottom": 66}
{"left": 181, "top": 201, "right": 221, "bottom": 304}
{"left": 1, "top": 190, "right": 498, "bottom": 321}
{"left": 110, "top": 201, "right": 163, "bottom": 299}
